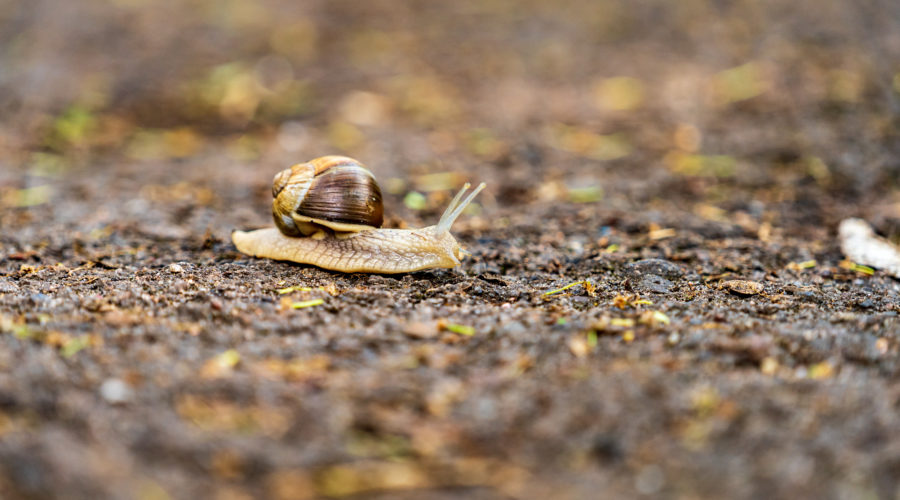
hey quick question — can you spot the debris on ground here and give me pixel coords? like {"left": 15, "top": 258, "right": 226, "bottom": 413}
{"left": 720, "top": 279, "right": 764, "bottom": 297}
{"left": 839, "top": 218, "right": 900, "bottom": 278}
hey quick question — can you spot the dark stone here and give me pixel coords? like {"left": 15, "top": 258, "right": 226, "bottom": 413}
{"left": 591, "top": 435, "right": 625, "bottom": 464}
{"left": 625, "top": 259, "right": 684, "bottom": 280}
{"left": 636, "top": 275, "right": 676, "bottom": 294}
{"left": 624, "top": 259, "right": 684, "bottom": 293}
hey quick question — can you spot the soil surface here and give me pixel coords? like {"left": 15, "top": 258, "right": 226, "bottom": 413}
{"left": 2, "top": 1, "right": 900, "bottom": 499}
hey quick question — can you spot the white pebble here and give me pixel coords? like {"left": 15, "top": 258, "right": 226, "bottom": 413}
{"left": 100, "top": 378, "right": 133, "bottom": 404}
{"left": 635, "top": 464, "right": 665, "bottom": 495}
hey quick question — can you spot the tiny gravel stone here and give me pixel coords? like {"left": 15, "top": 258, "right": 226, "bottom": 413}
{"left": 636, "top": 275, "right": 675, "bottom": 294}
{"left": 499, "top": 321, "right": 527, "bottom": 337}
{"left": 168, "top": 263, "right": 184, "bottom": 273}
{"left": 635, "top": 464, "right": 665, "bottom": 495}
{"left": 857, "top": 299, "right": 875, "bottom": 309}
{"left": 402, "top": 321, "right": 439, "bottom": 339}
{"left": 99, "top": 379, "right": 133, "bottom": 404}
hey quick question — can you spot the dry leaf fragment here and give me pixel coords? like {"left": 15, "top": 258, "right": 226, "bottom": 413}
{"left": 720, "top": 280, "right": 763, "bottom": 296}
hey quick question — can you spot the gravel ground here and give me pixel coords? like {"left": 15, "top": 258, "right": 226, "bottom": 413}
{"left": 2, "top": 1, "right": 900, "bottom": 499}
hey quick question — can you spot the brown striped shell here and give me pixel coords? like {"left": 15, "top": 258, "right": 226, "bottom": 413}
{"left": 272, "top": 156, "right": 384, "bottom": 236}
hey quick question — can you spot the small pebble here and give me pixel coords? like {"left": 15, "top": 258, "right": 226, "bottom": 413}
{"left": 0, "top": 280, "right": 16, "bottom": 293}
{"left": 635, "top": 464, "right": 665, "bottom": 495}
{"left": 402, "top": 321, "right": 439, "bottom": 339}
{"left": 625, "top": 259, "right": 684, "bottom": 280}
{"left": 100, "top": 378, "right": 133, "bottom": 404}
{"left": 168, "top": 263, "right": 184, "bottom": 273}
{"left": 499, "top": 321, "right": 527, "bottom": 337}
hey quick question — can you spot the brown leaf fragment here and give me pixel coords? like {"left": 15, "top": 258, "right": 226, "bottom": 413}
{"left": 720, "top": 279, "right": 763, "bottom": 296}
{"left": 266, "top": 469, "right": 314, "bottom": 500}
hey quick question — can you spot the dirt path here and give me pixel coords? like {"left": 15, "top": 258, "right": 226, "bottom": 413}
{"left": 2, "top": 1, "right": 900, "bottom": 499}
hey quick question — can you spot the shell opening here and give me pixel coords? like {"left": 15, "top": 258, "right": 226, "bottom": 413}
{"left": 436, "top": 182, "right": 486, "bottom": 233}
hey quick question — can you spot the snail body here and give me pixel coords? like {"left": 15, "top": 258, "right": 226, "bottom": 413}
{"left": 232, "top": 156, "right": 485, "bottom": 274}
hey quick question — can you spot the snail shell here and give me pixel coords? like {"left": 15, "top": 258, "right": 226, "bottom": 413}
{"left": 272, "top": 156, "right": 384, "bottom": 236}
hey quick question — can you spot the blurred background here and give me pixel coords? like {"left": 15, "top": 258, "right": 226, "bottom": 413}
{"left": 1, "top": 0, "right": 899, "bottom": 233}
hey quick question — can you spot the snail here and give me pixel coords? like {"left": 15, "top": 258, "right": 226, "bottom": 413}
{"left": 232, "top": 156, "right": 486, "bottom": 273}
